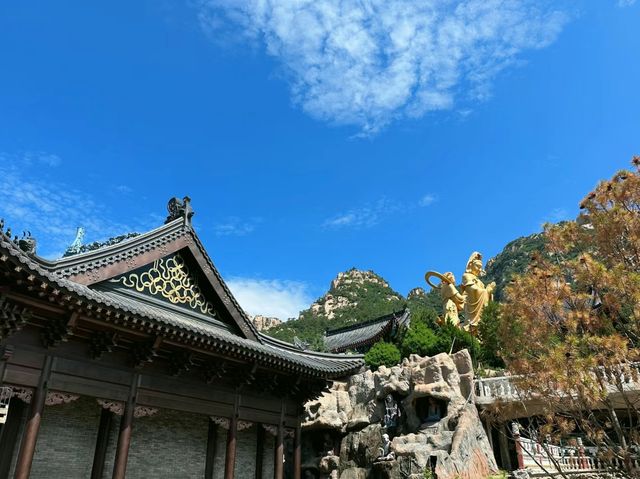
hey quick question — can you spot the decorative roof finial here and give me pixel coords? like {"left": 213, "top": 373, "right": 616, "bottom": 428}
{"left": 18, "top": 231, "right": 37, "bottom": 255}
{"left": 165, "top": 196, "right": 195, "bottom": 227}
{"left": 64, "top": 227, "right": 85, "bottom": 257}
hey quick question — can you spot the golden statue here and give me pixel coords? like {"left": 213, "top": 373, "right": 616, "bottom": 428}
{"left": 424, "top": 252, "right": 495, "bottom": 334}
{"left": 459, "top": 252, "right": 495, "bottom": 331}
{"left": 424, "top": 271, "right": 466, "bottom": 326}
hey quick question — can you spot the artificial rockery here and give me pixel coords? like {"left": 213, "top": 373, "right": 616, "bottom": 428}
{"left": 301, "top": 349, "right": 497, "bottom": 479}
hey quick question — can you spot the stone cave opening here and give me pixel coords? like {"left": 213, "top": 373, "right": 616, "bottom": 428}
{"left": 414, "top": 396, "right": 447, "bottom": 426}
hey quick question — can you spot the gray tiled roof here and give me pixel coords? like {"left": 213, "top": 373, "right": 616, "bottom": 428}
{"left": 0, "top": 234, "right": 364, "bottom": 378}
{"left": 324, "top": 309, "right": 410, "bottom": 352}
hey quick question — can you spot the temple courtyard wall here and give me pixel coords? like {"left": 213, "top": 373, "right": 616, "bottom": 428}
{"left": 1, "top": 394, "right": 283, "bottom": 479}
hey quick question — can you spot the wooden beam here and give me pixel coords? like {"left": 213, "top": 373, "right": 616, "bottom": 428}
{"left": 204, "top": 418, "right": 217, "bottom": 479}
{"left": 0, "top": 345, "right": 14, "bottom": 386}
{"left": 224, "top": 395, "right": 239, "bottom": 479}
{"left": 14, "top": 355, "right": 53, "bottom": 479}
{"left": 112, "top": 373, "right": 139, "bottom": 479}
{"left": 91, "top": 408, "right": 114, "bottom": 479}
{"left": 274, "top": 403, "right": 285, "bottom": 479}
{"left": 255, "top": 423, "right": 264, "bottom": 479}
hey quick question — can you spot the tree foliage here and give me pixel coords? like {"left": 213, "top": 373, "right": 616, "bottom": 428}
{"left": 365, "top": 341, "right": 401, "bottom": 370}
{"left": 477, "top": 301, "right": 504, "bottom": 368}
{"left": 400, "top": 320, "right": 439, "bottom": 357}
{"left": 496, "top": 157, "right": 640, "bottom": 474}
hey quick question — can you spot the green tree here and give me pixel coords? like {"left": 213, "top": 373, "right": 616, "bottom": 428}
{"left": 364, "top": 341, "right": 401, "bottom": 370}
{"left": 410, "top": 306, "right": 439, "bottom": 329}
{"left": 477, "top": 301, "right": 504, "bottom": 368}
{"left": 496, "top": 158, "right": 640, "bottom": 476}
{"left": 434, "top": 322, "right": 481, "bottom": 360}
{"left": 400, "top": 321, "right": 439, "bottom": 357}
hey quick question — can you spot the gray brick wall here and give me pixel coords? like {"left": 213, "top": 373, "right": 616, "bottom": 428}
{"left": 235, "top": 426, "right": 257, "bottom": 478}
{"left": 262, "top": 429, "right": 276, "bottom": 478}
{"left": 4, "top": 396, "right": 275, "bottom": 479}
{"left": 125, "top": 408, "right": 208, "bottom": 479}
{"left": 212, "top": 423, "right": 227, "bottom": 479}
{"left": 29, "top": 396, "right": 101, "bottom": 479}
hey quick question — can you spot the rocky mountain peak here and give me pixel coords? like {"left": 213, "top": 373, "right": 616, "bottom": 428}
{"left": 301, "top": 268, "right": 403, "bottom": 322}
{"left": 250, "top": 315, "right": 283, "bottom": 332}
{"left": 330, "top": 268, "right": 389, "bottom": 293}
{"left": 407, "top": 287, "right": 426, "bottom": 300}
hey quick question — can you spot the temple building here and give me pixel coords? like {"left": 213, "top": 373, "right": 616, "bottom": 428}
{"left": 323, "top": 309, "right": 410, "bottom": 353}
{"left": 0, "top": 197, "right": 363, "bottom": 479}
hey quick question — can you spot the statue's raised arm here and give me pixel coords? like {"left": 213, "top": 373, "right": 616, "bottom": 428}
{"left": 424, "top": 271, "right": 466, "bottom": 326}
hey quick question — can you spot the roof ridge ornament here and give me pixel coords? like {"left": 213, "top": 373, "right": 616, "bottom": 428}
{"left": 165, "top": 196, "right": 194, "bottom": 227}
{"left": 65, "top": 227, "right": 85, "bottom": 256}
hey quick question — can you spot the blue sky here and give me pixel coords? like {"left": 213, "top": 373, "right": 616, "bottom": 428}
{"left": 0, "top": 0, "right": 638, "bottom": 320}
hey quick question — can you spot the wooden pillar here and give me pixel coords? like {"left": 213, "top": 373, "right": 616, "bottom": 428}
{"left": 498, "top": 423, "right": 513, "bottom": 471}
{"left": 0, "top": 398, "right": 26, "bottom": 478}
{"left": 274, "top": 403, "right": 285, "bottom": 479}
{"left": 14, "top": 355, "right": 53, "bottom": 479}
{"left": 511, "top": 423, "right": 525, "bottom": 470}
{"left": 293, "top": 413, "right": 302, "bottom": 479}
{"left": 91, "top": 408, "right": 114, "bottom": 479}
{"left": 484, "top": 418, "right": 495, "bottom": 456}
{"left": 205, "top": 418, "right": 218, "bottom": 479}
{"left": 112, "top": 373, "right": 139, "bottom": 479}
{"left": 224, "top": 395, "right": 239, "bottom": 479}
{"left": 255, "top": 423, "right": 264, "bottom": 479}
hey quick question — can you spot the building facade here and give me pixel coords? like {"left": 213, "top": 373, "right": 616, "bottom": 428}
{"left": 0, "top": 197, "right": 363, "bottom": 479}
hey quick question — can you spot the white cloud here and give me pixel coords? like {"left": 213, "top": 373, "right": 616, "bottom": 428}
{"left": 115, "top": 184, "right": 133, "bottom": 194}
{"left": 198, "top": 0, "right": 569, "bottom": 133}
{"left": 213, "top": 216, "right": 261, "bottom": 236}
{"left": 22, "top": 151, "right": 62, "bottom": 167}
{"left": 323, "top": 197, "right": 401, "bottom": 229}
{"left": 618, "top": 0, "right": 636, "bottom": 6}
{"left": 0, "top": 155, "right": 150, "bottom": 258}
{"left": 419, "top": 194, "right": 437, "bottom": 207}
{"left": 226, "top": 277, "right": 313, "bottom": 320}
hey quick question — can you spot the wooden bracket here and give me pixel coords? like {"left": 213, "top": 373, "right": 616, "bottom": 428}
{"left": 169, "top": 350, "right": 194, "bottom": 376}
{"left": 1, "top": 296, "right": 31, "bottom": 341}
{"left": 131, "top": 336, "right": 161, "bottom": 369}
{"left": 41, "top": 311, "right": 78, "bottom": 348}
{"left": 89, "top": 331, "right": 118, "bottom": 360}
{"left": 204, "top": 359, "right": 227, "bottom": 384}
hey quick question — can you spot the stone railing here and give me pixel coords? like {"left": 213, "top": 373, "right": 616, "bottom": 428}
{"left": 518, "top": 437, "right": 640, "bottom": 474}
{"left": 474, "top": 362, "right": 640, "bottom": 404}
{"left": 474, "top": 375, "right": 520, "bottom": 403}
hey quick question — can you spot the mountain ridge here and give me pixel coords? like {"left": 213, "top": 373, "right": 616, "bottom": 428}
{"left": 255, "top": 231, "right": 549, "bottom": 349}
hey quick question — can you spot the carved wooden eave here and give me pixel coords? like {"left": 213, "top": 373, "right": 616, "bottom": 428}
{"left": 0, "top": 206, "right": 364, "bottom": 383}
{"left": 34, "top": 218, "right": 259, "bottom": 341}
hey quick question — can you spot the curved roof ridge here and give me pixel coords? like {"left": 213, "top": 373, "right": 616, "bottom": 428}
{"left": 259, "top": 332, "right": 365, "bottom": 359}
{"left": 325, "top": 308, "right": 407, "bottom": 336}
{"left": 36, "top": 218, "right": 185, "bottom": 273}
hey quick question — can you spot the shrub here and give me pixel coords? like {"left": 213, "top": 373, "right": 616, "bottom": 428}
{"left": 364, "top": 341, "right": 401, "bottom": 370}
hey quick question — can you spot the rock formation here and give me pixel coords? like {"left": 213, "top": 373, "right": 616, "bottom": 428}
{"left": 407, "top": 287, "right": 427, "bottom": 300}
{"left": 251, "top": 315, "right": 283, "bottom": 331}
{"left": 302, "top": 350, "right": 497, "bottom": 479}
